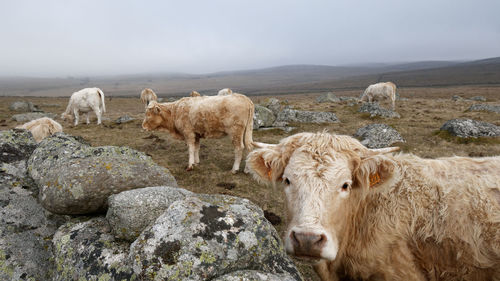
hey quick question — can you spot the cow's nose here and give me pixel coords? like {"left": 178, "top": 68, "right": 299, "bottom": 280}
{"left": 290, "top": 231, "right": 327, "bottom": 257}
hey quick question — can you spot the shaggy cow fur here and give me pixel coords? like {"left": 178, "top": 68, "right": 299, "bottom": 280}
{"left": 246, "top": 132, "right": 500, "bottom": 281}
{"left": 16, "top": 117, "right": 63, "bottom": 142}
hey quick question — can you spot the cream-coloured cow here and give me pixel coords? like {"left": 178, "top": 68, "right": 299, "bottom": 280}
{"left": 61, "top": 87, "right": 106, "bottom": 125}
{"left": 217, "top": 88, "right": 233, "bottom": 96}
{"left": 190, "top": 91, "right": 201, "bottom": 97}
{"left": 142, "top": 94, "right": 257, "bottom": 173}
{"left": 140, "top": 88, "right": 158, "bottom": 107}
{"left": 16, "top": 117, "right": 63, "bottom": 142}
{"left": 360, "top": 82, "right": 397, "bottom": 110}
{"left": 246, "top": 132, "right": 500, "bottom": 281}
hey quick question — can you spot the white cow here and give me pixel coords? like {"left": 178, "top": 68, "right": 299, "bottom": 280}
{"left": 140, "top": 88, "right": 158, "bottom": 107}
{"left": 61, "top": 87, "right": 106, "bottom": 125}
{"left": 217, "top": 88, "right": 233, "bottom": 96}
{"left": 360, "top": 82, "right": 397, "bottom": 110}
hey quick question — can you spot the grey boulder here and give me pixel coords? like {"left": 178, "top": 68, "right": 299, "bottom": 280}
{"left": 354, "top": 124, "right": 405, "bottom": 149}
{"left": 316, "top": 92, "right": 340, "bottom": 103}
{"left": 358, "top": 102, "right": 400, "bottom": 118}
{"left": 261, "top": 98, "right": 283, "bottom": 116}
{"left": 440, "top": 119, "right": 500, "bottom": 138}
{"left": 52, "top": 217, "right": 135, "bottom": 281}
{"left": 9, "top": 101, "right": 39, "bottom": 112}
{"left": 214, "top": 270, "right": 300, "bottom": 281}
{"left": 106, "top": 186, "right": 193, "bottom": 241}
{"left": 28, "top": 133, "right": 177, "bottom": 215}
{"left": 0, "top": 129, "right": 38, "bottom": 189}
{"left": 130, "top": 194, "right": 302, "bottom": 281}
{"left": 468, "top": 104, "right": 500, "bottom": 114}
{"left": 276, "top": 108, "right": 339, "bottom": 123}
{"left": 254, "top": 105, "right": 276, "bottom": 129}
{"left": 115, "top": 115, "right": 135, "bottom": 124}
{"left": 11, "top": 112, "right": 57, "bottom": 122}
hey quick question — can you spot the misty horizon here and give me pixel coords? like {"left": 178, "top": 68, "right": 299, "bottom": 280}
{"left": 1, "top": 0, "right": 499, "bottom": 77}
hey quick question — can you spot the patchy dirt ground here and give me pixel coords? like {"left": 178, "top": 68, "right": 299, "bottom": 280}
{"left": 1, "top": 85, "right": 499, "bottom": 280}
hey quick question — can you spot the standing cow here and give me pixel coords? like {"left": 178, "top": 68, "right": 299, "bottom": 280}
{"left": 140, "top": 88, "right": 158, "bottom": 107}
{"left": 142, "top": 94, "right": 256, "bottom": 173}
{"left": 246, "top": 132, "right": 500, "bottom": 281}
{"left": 61, "top": 87, "right": 106, "bottom": 125}
{"left": 360, "top": 82, "right": 397, "bottom": 110}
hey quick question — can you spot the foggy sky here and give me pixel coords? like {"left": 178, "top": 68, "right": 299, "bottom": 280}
{"left": 1, "top": 0, "right": 499, "bottom": 77}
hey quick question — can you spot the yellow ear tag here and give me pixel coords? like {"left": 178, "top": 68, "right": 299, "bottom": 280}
{"left": 369, "top": 172, "right": 381, "bottom": 187}
{"left": 267, "top": 169, "right": 272, "bottom": 180}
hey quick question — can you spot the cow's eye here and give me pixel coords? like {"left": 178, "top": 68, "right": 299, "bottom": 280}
{"left": 341, "top": 183, "right": 349, "bottom": 191}
{"left": 283, "top": 178, "right": 290, "bottom": 185}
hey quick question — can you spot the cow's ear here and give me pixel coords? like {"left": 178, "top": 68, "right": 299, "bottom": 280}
{"left": 246, "top": 147, "right": 284, "bottom": 184}
{"left": 353, "top": 154, "right": 396, "bottom": 190}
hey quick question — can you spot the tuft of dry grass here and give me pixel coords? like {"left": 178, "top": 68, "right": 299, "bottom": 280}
{"left": 0, "top": 85, "right": 499, "bottom": 281}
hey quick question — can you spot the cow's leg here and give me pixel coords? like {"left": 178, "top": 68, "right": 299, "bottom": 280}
{"left": 194, "top": 137, "right": 200, "bottom": 165}
{"left": 86, "top": 112, "right": 90, "bottom": 124}
{"left": 92, "top": 107, "right": 102, "bottom": 125}
{"left": 73, "top": 110, "right": 79, "bottom": 126}
{"left": 231, "top": 133, "right": 244, "bottom": 174}
{"left": 392, "top": 98, "right": 395, "bottom": 111}
{"left": 186, "top": 136, "right": 196, "bottom": 171}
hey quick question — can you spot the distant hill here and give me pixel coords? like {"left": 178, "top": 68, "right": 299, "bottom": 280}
{"left": 0, "top": 57, "right": 498, "bottom": 97}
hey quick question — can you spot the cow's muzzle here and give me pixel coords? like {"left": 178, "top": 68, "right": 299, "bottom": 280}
{"left": 289, "top": 230, "right": 327, "bottom": 259}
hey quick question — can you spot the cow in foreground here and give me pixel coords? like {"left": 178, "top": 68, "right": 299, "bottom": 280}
{"left": 217, "top": 88, "right": 233, "bottom": 96}
{"left": 61, "top": 87, "right": 106, "bottom": 125}
{"left": 140, "top": 88, "right": 158, "bottom": 107}
{"left": 16, "top": 117, "right": 63, "bottom": 142}
{"left": 359, "top": 82, "right": 397, "bottom": 110}
{"left": 246, "top": 132, "right": 500, "bottom": 281}
{"left": 142, "top": 94, "right": 256, "bottom": 173}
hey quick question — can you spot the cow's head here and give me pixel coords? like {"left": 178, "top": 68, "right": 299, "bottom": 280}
{"left": 142, "top": 101, "right": 168, "bottom": 131}
{"left": 246, "top": 132, "right": 399, "bottom": 262}
{"left": 60, "top": 112, "right": 73, "bottom": 122}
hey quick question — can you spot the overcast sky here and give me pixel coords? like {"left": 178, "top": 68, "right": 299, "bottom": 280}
{"left": 1, "top": 0, "right": 499, "bottom": 77}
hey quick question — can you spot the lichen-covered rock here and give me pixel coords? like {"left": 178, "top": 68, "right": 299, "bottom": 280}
{"left": 254, "top": 105, "right": 276, "bottom": 129}
{"left": 468, "top": 104, "right": 500, "bottom": 114}
{"left": 106, "top": 186, "right": 193, "bottom": 241}
{"left": 276, "top": 108, "right": 339, "bottom": 123}
{"left": 440, "top": 119, "right": 500, "bottom": 138}
{"left": 11, "top": 112, "right": 57, "bottom": 122}
{"left": 470, "top": 96, "right": 486, "bottom": 102}
{"left": 52, "top": 217, "right": 136, "bottom": 281}
{"left": 261, "top": 98, "right": 283, "bottom": 116}
{"left": 358, "top": 102, "right": 400, "bottom": 118}
{"left": 0, "top": 129, "right": 38, "bottom": 190}
{"left": 9, "top": 101, "right": 39, "bottom": 112}
{"left": 115, "top": 115, "right": 135, "bottom": 124}
{"left": 28, "top": 133, "right": 177, "bottom": 215}
{"left": 316, "top": 92, "right": 340, "bottom": 103}
{"left": 451, "top": 95, "right": 464, "bottom": 101}
{"left": 130, "top": 194, "right": 302, "bottom": 281}
{"left": 339, "top": 96, "right": 358, "bottom": 102}
{"left": 0, "top": 186, "right": 69, "bottom": 281}
{"left": 214, "top": 270, "right": 300, "bottom": 281}
{"left": 354, "top": 124, "right": 405, "bottom": 148}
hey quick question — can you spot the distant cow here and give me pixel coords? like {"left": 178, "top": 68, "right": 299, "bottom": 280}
{"left": 140, "top": 88, "right": 158, "bottom": 107}
{"left": 61, "top": 87, "right": 106, "bottom": 126}
{"left": 246, "top": 132, "right": 500, "bottom": 281}
{"left": 360, "top": 82, "right": 397, "bottom": 110}
{"left": 217, "top": 88, "right": 233, "bottom": 96}
{"left": 190, "top": 91, "right": 201, "bottom": 97}
{"left": 16, "top": 117, "right": 63, "bottom": 142}
{"left": 142, "top": 94, "right": 256, "bottom": 173}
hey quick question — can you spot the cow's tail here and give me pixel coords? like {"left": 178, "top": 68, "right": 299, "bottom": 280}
{"left": 97, "top": 88, "right": 106, "bottom": 113}
{"left": 243, "top": 101, "right": 255, "bottom": 151}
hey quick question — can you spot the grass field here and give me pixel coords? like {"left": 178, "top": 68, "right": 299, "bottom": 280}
{"left": 1, "top": 85, "right": 499, "bottom": 280}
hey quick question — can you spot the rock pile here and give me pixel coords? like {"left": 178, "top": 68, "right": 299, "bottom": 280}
{"left": 354, "top": 124, "right": 405, "bottom": 148}
{"left": 440, "top": 119, "right": 500, "bottom": 138}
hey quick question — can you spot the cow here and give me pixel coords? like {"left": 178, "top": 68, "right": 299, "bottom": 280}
{"left": 217, "top": 88, "right": 233, "bottom": 96}
{"left": 359, "top": 82, "right": 397, "bottom": 110}
{"left": 142, "top": 93, "right": 257, "bottom": 173}
{"left": 190, "top": 91, "right": 201, "bottom": 97}
{"left": 140, "top": 88, "right": 158, "bottom": 107}
{"left": 246, "top": 132, "right": 500, "bottom": 281}
{"left": 16, "top": 117, "right": 63, "bottom": 142}
{"left": 61, "top": 87, "right": 106, "bottom": 126}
